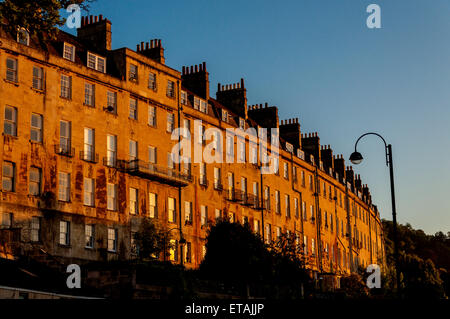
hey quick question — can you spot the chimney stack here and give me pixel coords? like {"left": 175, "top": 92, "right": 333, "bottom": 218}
{"left": 301, "top": 132, "right": 321, "bottom": 166}
{"left": 216, "top": 78, "right": 247, "bottom": 118}
{"left": 136, "top": 39, "right": 165, "bottom": 64}
{"left": 181, "top": 62, "right": 209, "bottom": 99}
{"left": 78, "top": 15, "right": 112, "bottom": 52}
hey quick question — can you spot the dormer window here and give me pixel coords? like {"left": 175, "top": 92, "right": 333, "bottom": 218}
{"left": 17, "top": 27, "right": 29, "bottom": 46}
{"left": 63, "top": 43, "right": 75, "bottom": 62}
{"left": 200, "top": 99, "right": 208, "bottom": 114}
{"left": 239, "top": 118, "right": 245, "bottom": 129}
{"left": 87, "top": 52, "right": 106, "bottom": 73}
{"left": 181, "top": 91, "right": 187, "bottom": 105}
{"left": 221, "top": 109, "right": 228, "bottom": 122}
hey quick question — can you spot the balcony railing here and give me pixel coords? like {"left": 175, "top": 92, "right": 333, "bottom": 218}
{"left": 242, "top": 193, "right": 261, "bottom": 209}
{"left": 225, "top": 188, "right": 244, "bottom": 202}
{"left": 80, "top": 150, "right": 99, "bottom": 163}
{"left": 54, "top": 144, "right": 75, "bottom": 157}
{"left": 116, "top": 159, "right": 192, "bottom": 187}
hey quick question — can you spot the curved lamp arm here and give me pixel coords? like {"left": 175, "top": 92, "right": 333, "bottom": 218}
{"left": 354, "top": 132, "right": 389, "bottom": 166}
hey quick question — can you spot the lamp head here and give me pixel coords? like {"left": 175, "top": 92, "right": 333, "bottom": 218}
{"left": 349, "top": 151, "right": 363, "bottom": 165}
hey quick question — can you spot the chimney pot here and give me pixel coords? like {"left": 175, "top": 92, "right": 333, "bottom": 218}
{"left": 99, "top": 14, "right": 103, "bottom": 21}
{"left": 89, "top": 15, "right": 93, "bottom": 24}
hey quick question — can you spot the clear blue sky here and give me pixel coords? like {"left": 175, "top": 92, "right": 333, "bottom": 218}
{"left": 62, "top": 0, "right": 450, "bottom": 235}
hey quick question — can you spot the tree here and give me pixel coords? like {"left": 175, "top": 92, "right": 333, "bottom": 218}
{"left": 133, "top": 218, "right": 174, "bottom": 262}
{"left": 0, "top": 0, "right": 95, "bottom": 39}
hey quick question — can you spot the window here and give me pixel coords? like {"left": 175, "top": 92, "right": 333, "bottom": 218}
{"left": 63, "top": 43, "right": 75, "bottom": 62}
{"left": 29, "top": 167, "right": 41, "bottom": 196}
{"left": 106, "top": 134, "right": 117, "bottom": 166}
{"left": 166, "top": 80, "right": 175, "bottom": 98}
{"left": 169, "top": 239, "right": 178, "bottom": 261}
{"left": 148, "top": 105, "right": 156, "bottom": 127}
{"left": 106, "top": 91, "right": 117, "bottom": 113}
{"left": 58, "top": 172, "right": 70, "bottom": 202}
{"left": 193, "top": 97, "right": 200, "bottom": 110}
{"left": 250, "top": 144, "right": 257, "bottom": 164}
{"left": 2, "top": 162, "right": 15, "bottom": 192}
{"left": 129, "top": 188, "right": 138, "bottom": 215}
{"left": 84, "top": 83, "right": 95, "bottom": 106}
{"left": 60, "top": 74, "right": 72, "bottom": 99}
{"left": 129, "top": 140, "right": 138, "bottom": 161}
{"left": 129, "top": 64, "right": 138, "bottom": 81}
{"left": 184, "top": 242, "right": 192, "bottom": 263}
{"left": 201, "top": 205, "right": 208, "bottom": 226}
{"left": 285, "top": 194, "right": 291, "bottom": 218}
{"left": 17, "top": 28, "right": 29, "bottom": 45}
{"left": 293, "top": 166, "right": 298, "bottom": 182}
{"left": 1, "top": 213, "right": 13, "bottom": 228}
{"left": 254, "top": 220, "right": 260, "bottom": 234}
{"left": 265, "top": 224, "right": 271, "bottom": 244}
{"left": 275, "top": 191, "right": 280, "bottom": 214}
{"left": 31, "top": 217, "right": 41, "bottom": 242}
{"left": 148, "top": 146, "right": 157, "bottom": 164}
{"left": 4, "top": 106, "right": 17, "bottom": 136}
{"left": 149, "top": 193, "right": 157, "bottom": 218}
{"left": 302, "top": 202, "right": 307, "bottom": 220}
{"left": 148, "top": 72, "right": 157, "bottom": 90}
{"left": 167, "top": 113, "right": 174, "bottom": 132}
{"left": 107, "top": 228, "right": 117, "bottom": 252}
{"left": 198, "top": 124, "right": 205, "bottom": 144}
{"left": 30, "top": 113, "right": 43, "bottom": 143}
{"left": 107, "top": 183, "right": 117, "bottom": 211}
{"left": 311, "top": 238, "right": 315, "bottom": 256}
{"left": 238, "top": 139, "right": 246, "bottom": 162}
{"left": 264, "top": 186, "right": 270, "bottom": 209}
{"left": 129, "top": 98, "right": 137, "bottom": 120}
{"left": 168, "top": 197, "right": 176, "bottom": 223}
{"left": 167, "top": 152, "right": 174, "bottom": 171}
{"left": 184, "top": 201, "right": 193, "bottom": 224}
{"left": 309, "top": 175, "right": 313, "bottom": 190}
{"left": 32, "top": 67, "right": 44, "bottom": 90}
{"left": 181, "top": 90, "right": 187, "bottom": 105}
{"left": 6, "top": 58, "right": 18, "bottom": 82}
{"left": 276, "top": 226, "right": 282, "bottom": 241}
{"left": 87, "top": 52, "right": 106, "bottom": 73}
{"left": 301, "top": 170, "right": 305, "bottom": 186}
{"left": 84, "top": 178, "right": 94, "bottom": 206}
{"left": 239, "top": 118, "right": 245, "bottom": 130}
{"left": 215, "top": 208, "right": 221, "bottom": 220}
{"left": 241, "top": 177, "right": 247, "bottom": 198}
{"left": 294, "top": 198, "right": 299, "bottom": 218}
{"left": 83, "top": 128, "right": 95, "bottom": 161}
{"left": 85, "top": 224, "right": 94, "bottom": 248}
{"left": 200, "top": 99, "right": 208, "bottom": 113}
{"left": 221, "top": 109, "right": 228, "bottom": 122}
{"left": 303, "top": 236, "right": 308, "bottom": 255}
{"left": 214, "top": 167, "right": 221, "bottom": 189}
{"left": 310, "top": 205, "right": 315, "bottom": 223}
{"left": 283, "top": 162, "right": 289, "bottom": 179}
{"left": 59, "top": 120, "right": 71, "bottom": 153}
{"left": 226, "top": 135, "right": 234, "bottom": 157}
{"left": 183, "top": 119, "right": 191, "bottom": 138}
{"left": 59, "top": 221, "right": 70, "bottom": 245}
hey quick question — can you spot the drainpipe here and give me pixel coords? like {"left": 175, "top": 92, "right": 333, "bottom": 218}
{"left": 177, "top": 80, "right": 183, "bottom": 267}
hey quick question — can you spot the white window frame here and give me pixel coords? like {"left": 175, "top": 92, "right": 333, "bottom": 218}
{"left": 87, "top": 52, "right": 106, "bottom": 73}
{"left": 58, "top": 172, "right": 70, "bottom": 202}
{"left": 84, "top": 178, "right": 95, "bottom": 206}
{"left": 63, "top": 43, "right": 75, "bottom": 62}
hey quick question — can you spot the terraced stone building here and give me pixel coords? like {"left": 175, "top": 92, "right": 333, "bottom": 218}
{"left": 0, "top": 15, "right": 384, "bottom": 288}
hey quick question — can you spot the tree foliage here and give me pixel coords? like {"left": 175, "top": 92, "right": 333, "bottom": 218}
{"left": 382, "top": 220, "right": 448, "bottom": 299}
{"left": 199, "top": 219, "right": 311, "bottom": 297}
{"left": 0, "top": 0, "right": 95, "bottom": 38}
{"left": 133, "top": 218, "right": 174, "bottom": 262}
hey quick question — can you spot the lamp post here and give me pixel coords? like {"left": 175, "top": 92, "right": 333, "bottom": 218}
{"left": 349, "top": 132, "right": 401, "bottom": 297}
{"left": 162, "top": 226, "right": 186, "bottom": 265}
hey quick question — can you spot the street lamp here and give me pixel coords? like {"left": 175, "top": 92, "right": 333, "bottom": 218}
{"left": 349, "top": 132, "right": 401, "bottom": 297}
